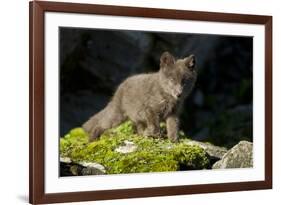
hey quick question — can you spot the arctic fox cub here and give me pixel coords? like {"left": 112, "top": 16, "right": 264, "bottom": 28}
{"left": 83, "top": 51, "right": 197, "bottom": 142}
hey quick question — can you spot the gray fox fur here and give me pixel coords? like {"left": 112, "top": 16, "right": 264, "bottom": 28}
{"left": 83, "top": 51, "right": 197, "bottom": 142}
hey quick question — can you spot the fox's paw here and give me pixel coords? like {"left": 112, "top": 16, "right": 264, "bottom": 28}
{"left": 168, "top": 133, "right": 179, "bottom": 143}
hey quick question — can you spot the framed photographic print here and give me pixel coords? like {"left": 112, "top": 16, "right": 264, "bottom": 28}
{"left": 29, "top": 1, "right": 272, "bottom": 204}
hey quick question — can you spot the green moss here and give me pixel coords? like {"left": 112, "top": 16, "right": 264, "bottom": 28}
{"left": 60, "top": 121, "right": 210, "bottom": 174}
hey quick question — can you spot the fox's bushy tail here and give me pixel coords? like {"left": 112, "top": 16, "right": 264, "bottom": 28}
{"left": 82, "top": 102, "right": 126, "bottom": 142}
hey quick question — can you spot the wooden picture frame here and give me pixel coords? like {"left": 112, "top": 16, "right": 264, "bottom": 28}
{"left": 29, "top": 1, "right": 272, "bottom": 204}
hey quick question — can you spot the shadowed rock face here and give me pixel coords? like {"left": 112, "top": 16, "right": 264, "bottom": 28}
{"left": 60, "top": 28, "right": 253, "bottom": 148}
{"left": 212, "top": 141, "right": 253, "bottom": 169}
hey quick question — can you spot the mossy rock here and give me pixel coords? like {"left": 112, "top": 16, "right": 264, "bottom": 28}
{"left": 60, "top": 121, "right": 210, "bottom": 175}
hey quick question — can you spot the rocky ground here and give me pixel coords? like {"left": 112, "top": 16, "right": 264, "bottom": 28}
{"left": 60, "top": 121, "right": 253, "bottom": 176}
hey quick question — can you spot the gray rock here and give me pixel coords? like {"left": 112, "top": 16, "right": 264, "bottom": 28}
{"left": 212, "top": 141, "right": 253, "bottom": 169}
{"left": 60, "top": 157, "right": 106, "bottom": 176}
{"left": 115, "top": 140, "right": 138, "bottom": 153}
{"left": 80, "top": 162, "right": 106, "bottom": 175}
{"left": 60, "top": 157, "right": 72, "bottom": 163}
{"left": 183, "top": 140, "right": 227, "bottom": 159}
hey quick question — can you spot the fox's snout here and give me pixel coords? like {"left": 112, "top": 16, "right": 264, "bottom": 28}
{"left": 172, "top": 85, "right": 183, "bottom": 99}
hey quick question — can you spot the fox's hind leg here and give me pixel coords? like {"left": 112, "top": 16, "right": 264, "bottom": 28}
{"left": 134, "top": 121, "right": 146, "bottom": 135}
{"left": 88, "top": 126, "right": 104, "bottom": 142}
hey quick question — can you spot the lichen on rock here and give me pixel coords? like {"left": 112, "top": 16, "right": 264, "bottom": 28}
{"left": 60, "top": 121, "right": 210, "bottom": 175}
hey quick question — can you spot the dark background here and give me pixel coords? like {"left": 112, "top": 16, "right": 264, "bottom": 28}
{"left": 59, "top": 27, "right": 253, "bottom": 148}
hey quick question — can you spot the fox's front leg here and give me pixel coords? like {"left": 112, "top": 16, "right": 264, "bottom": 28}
{"left": 166, "top": 115, "right": 179, "bottom": 142}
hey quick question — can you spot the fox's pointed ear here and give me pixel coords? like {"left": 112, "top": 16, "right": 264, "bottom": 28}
{"left": 185, "top": 54, "right": 196, "bottom": 71}
{"left": 160, "top": 52, "right": 175, "bottom": 68}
